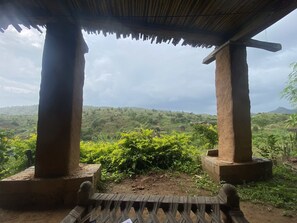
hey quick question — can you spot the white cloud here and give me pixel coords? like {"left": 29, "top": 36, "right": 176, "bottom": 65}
{"left": 0, "top": 76, "right": 39, "bottom": 93}
{"left": 2, "top": 25, "right": 45, "bottom": 49}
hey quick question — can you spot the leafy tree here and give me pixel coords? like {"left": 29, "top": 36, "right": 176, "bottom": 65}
{"left": 281, "top": 62, "right": 297, "bottom": 158}
{"left": 285, "top": 113, "right": 297, "bottom": 128}
{"left": 282, "top": 62, "right": 297, "bottom": 107}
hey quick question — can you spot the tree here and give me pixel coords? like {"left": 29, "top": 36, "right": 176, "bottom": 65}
{"left": 282, "top": 62, "right": 297, "bottom": 107}
{"left": 281, "top": 63, "right": 297, "bottom": 158}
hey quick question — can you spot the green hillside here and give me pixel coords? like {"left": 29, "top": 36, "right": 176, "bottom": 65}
{"left": 0, "top": 106, "right": 217, "bottom": 139}
{"left": 0, "top": 105, "right": 294, "bottom": 140}
{"left": 0, "top": 105, "right": 38, "bottom": 115}
{"left": 81, "top": 107, "right": 216, "bottom": 140}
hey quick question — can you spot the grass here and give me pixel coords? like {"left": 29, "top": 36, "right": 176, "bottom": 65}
{"left": 237, "top": 164, "right": 297, "bottom": 211}
{"left": 194, "top": 164, "right": 297, "bottom": 211}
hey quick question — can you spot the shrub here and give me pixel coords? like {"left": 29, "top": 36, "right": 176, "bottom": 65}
{"left": 80, "top": 129, "right": 201, "bottom": 181}
{"left": 191, "top": 123, "right": 218, "bottom": 149}
{"left": 0, "top": 130, "right": 36, "bottom": 179}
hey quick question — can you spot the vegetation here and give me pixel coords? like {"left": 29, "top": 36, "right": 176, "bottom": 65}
{"left": 194, "top": 164, "right": 297, "bottom": 212}
{"left": 282, "top": 62, "right": 297, "bottom": 107}
{"left": 0, "top": 105, "right": 296, "bottom": 212}
{"left": 81, "top": 129, "right": 202, "bottom": 182}
{"left": 0, "top": 130, "right": 36, "bottom": 178}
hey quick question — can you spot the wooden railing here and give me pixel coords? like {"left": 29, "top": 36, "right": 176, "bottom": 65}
{"left": 61, "top": 181, "right": 249, "bottom": 223}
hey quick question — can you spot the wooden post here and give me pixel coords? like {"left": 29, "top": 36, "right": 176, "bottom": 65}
{"left": 78, "top": 181, "right": 94, "bottom": 206}
{"left": 35, "top": 20, "right": 88, "bottom": 177}
{"left": 218, "top": 184, "right": 248, "bottom": 223}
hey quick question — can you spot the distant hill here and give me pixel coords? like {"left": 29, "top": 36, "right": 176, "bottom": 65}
{"left": 0, "top": 105, "right": 293, "bottom": 141}
{"left": 268, "top": 107, "right": 297, "bottom": 114}
{"left": 0, "top": 105, "right": 38, "bottom": 115}
{"left": 0, "top": 105, "right": 217, "bottom": 139}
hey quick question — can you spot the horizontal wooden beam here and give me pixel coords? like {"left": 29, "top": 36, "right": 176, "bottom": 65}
{"left": 203, "top": 39, "right": 282, "bottom": 64}
{"left": 243, "top": 39, "right": 281, "bottom": 52}
{"left": 203, "top": 41, "right": 231, "bottom": 64}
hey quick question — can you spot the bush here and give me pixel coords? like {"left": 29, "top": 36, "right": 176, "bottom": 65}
{"left": 0, "top": 130, "right": 36, "bottom": 179}
{"left": 80, "top": 129, "right": 201, "bottom": 181}
{"left": 191, "top": 123, "right": 218, "bottom": 149}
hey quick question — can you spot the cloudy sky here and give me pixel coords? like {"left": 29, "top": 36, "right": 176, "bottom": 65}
{"left": 0, "top": 10, "right": 296, "bottom": 114}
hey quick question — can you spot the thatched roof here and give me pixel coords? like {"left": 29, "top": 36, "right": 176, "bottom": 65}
{"left": 0, "top": 0, "right": 297, "bottom": 48}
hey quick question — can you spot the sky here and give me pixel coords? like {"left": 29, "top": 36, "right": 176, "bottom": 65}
{"left": 0, "top": 10, "right": 296, "bottom": 114}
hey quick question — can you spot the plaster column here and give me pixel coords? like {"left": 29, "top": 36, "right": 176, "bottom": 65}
{"left": 215, "top": 45, "right": 252, "bottom": 163}
{"left": 35, "top": 21, "right": 88, "bottom": 177}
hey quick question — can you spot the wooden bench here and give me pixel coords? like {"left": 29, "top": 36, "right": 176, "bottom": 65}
{"left": 61, "top": 181, "right": 249, "bottom": 223}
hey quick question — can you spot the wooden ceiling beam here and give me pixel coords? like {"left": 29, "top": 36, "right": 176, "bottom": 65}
{"left": 203, "top": 0, "right": 297, "bottom": 64}
{"left": 203, "top": 39, "right": 282, "bottom": 64}
{"left": 243, "top": 39, "right": 281, "bottom": 52}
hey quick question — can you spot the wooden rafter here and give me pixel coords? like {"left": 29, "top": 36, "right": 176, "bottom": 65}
{"left": 203, "top": 39, "right": 282, "bottom": 64}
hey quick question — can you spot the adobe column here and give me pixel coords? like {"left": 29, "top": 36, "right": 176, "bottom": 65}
{"left": 35, "top": 21, "right": 88, "bottom": 177}
{"left": 215, "top": 44, "right": 252, "bottom": 163}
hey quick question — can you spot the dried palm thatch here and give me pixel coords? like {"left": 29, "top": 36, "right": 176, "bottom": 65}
{"left": 0, "top": 0, "right": 296, "bottom": 48}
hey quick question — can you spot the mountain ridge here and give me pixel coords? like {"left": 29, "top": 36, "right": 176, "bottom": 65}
{"left": 268, "top": 107, "right": 297, "bottom": 114}
{"left": 0, "top": 105, "right": 296, "bottom": 115}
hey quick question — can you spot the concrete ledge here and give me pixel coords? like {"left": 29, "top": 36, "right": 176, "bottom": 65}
{"left": 202, "top": 156, "right": 272, "bottom": 184}
{"left": 0, "top": 163, "right": 101, "bottom": 208}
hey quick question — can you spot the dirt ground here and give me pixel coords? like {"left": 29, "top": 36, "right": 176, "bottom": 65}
{"left": 0, "top": 172, "right": 296, "bottom": 223}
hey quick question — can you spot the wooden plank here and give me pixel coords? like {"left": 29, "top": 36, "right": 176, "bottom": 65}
{"left": 243, "top": 39, "right": 281, "bottom": 52}
{"left": 203, "top": 41, "right": 230, "bottom": 64}
{"left": 203, "top": 39, "right": 282, "bottom": 64}
{"left": 230, "top": 210, "right": 250, "bottom": 223}
{"left": 61, "top": 206, "right": 86, "bottom": 223}
{"left": 64, "top": 190, "right": 249, "bottom": 222}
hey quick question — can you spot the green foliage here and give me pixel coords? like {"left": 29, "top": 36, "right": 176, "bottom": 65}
{"left": 194, "top": 173, "right": 220, "bottom": 195}
{"left": 80, "top": 107, "right": 216, "bottom": 141}
{"left": 0, "top": 130, "right": 36, "bottom": 179}
{"left": 0, "top": 129, "right": 13, "bottom": 177}
{"left": 252, "top": 113, "right": 288, "bottom": 129}
{"left": 191, "top": 123, "right": 218, "bottom": 149}
{"left": 282, "top": 62, "right": 297, "bottom": 108}
{"left": 237, "top": 164, "right": 297, "bottom": 211}
{"left": 257, "top": 135, "right": 282, "bottom": 162}
{"left": 80, "top": 129, "right": 201, "bottom": 181}
{"left": 253, "top": 131, "right": 297, "bottom": 162}
{"left": 252, "top": 112, "right": 297, "bottom": 161}
{"left": 194, "top": 164, "right": 297, "bottom": 211}
{"left": 1, "top": 107, "right": 297, "bottom": 212}
{"left": 285, "top": 113, "right": 297, "bottom": 128}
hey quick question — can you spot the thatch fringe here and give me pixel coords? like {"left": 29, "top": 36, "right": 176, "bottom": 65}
{"left": 0, "top": 0, "right": 296, "bottom": 48}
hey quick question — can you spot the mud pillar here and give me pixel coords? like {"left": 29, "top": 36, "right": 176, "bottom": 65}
{"left": 0, "top": 22, "right": 100, "bottom": 207}
{"left": 215, "top": 45, "right": 252, "bottom": 163}
{"left": 202, "top": 44, "right": 272, "bottom": 183}
{"left": 35, "top": 21, "right": 88, "bottom": 178}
